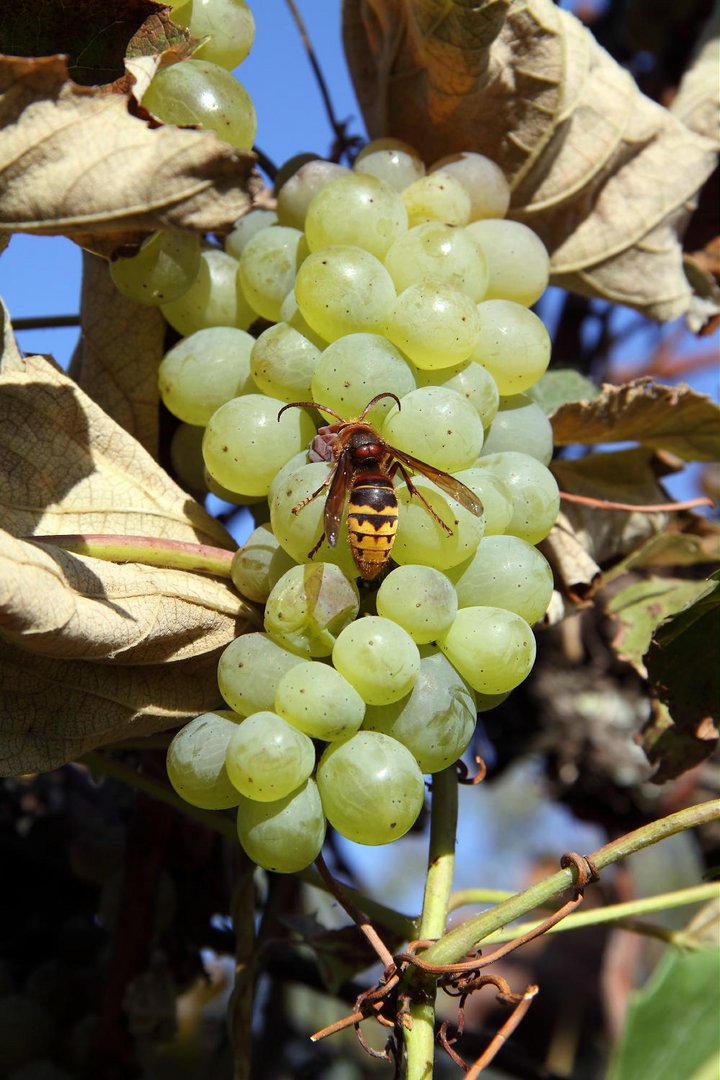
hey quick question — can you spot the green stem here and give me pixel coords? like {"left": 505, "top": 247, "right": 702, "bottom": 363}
{"left": 448, "top": 888, "right": 513, "bottom": 912}
{"left": 32, "top": 533, "right": 237, "bottom": 578}
{"left": 404, "top": 767, "right": 459, "bottom": 1080}
{"left": 419, "top": 799, "right": 720, "bottom": 969}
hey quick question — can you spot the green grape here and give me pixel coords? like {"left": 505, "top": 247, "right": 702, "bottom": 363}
{"left": 447, "top": 535, "right": 554, "bottom": 623}
{"left": 267, "top": 450, "right": 311, "bottom": 507}
{"left": 166, "top": 710, "right": 243, "bottom": 809}
{"left": 250, "top": 322, "right": 321, "bottom": 402}
{"left": 465, "top": 219, "right": 549, "bottom": 305}
{"left": 109, "top": 231, "right": 201, "bottom": 305}
{"left": 317, "top": 731, "right": 424, "bottom": 844}
{"left": 392, "top": 476, "right": 484, "bottom": 571}
{"left": 170, "top": 422, "right": 207, "bottom": 495}
{"left": 158, "top": 325, "right": 255, "bottom": 424}
{"left": 384, "top": 283, "right": 481, "bottom": 370}
{"left": 238, "top": 226, "right": 304, "bottom": 322}
{"left": 471, "top": 300, "right": 551, "bottom": 395}
{"left": 332, "top": 616, "right": 420, "bottom": 706}
{"left": 278, "top": 289, "right": 328, "bottom": 348}
{"left": 470, "top": 451, "right": 559, "bottom": 543}
{"left": 269, "top": 461, "right": 357, "bottom": 578}
{"left": 304, "top": 174, "right": 408, "bottom": 260}
{"left": 161, "top": 248, "right": 254, "bottom": 334}
{"left": 415, "top": 359, "right": 499, "bottom": 429}
{"left": 353, "top": 138, "right": 426, "bottom": 191}
{"left": 274, "top": 661, "right": 366, "bottom": 740}
{"left": 430, "top": 152, "right": 511, "bottom": 220}
{"left": 475, "top": 690, "right": 510, "bottom": 712}
{"left": 264, "top": 563, "right": 360, "bottom": 658}
{"left": 363, "top": 648, "right": 475, "bottom": 773}
{"left": 224, "top": 711, "right": 315, "bottom": 801}
{"left": 480, "top": 393, "right": 553, "bottom": 464}
{"left": 236, "top": 779, "right": 326, "bottom": 873}
{"left": 295, "top": 246, "right": 397, "bottom": 341}
{"left": 384, "top": 223, "right": 488, "bottom": 302}
{"left": 230, "top": 524, "right": 296, "bottom": 603}
{"left": 204, "top": 469, "right": 265, "bottom": 504}
{"left": 171, "top": 0, "right": 255, "bottom": 70}
{"left": 375, "top": 565, "right": 458, "bottom": 644}
{"left": 439, "top": 606, "right": 536, "bottom": 694}
{"left": 452, "top": 468, "right": 513, "bottom": 535}
{"left": 402, "top": 172, "right": 471, "bottom": 227}
{"left": 382, "top": 386, "right": 484, "bottom": 471}
{"left": 141, "top": 59, "right": 256, "bottom": 149}
{"left": 218, "top": 632, "right": 305, "bottom": 715}
{"left": 273, "top": 152, "right": 321, "bottom": 192}
{"left": 224, "top": 208, "right": 278, "bottom": 259}
{"left": 310, "top": 333, "right": 416, "bottom": 421}
{"left": 276, "top": 159, "right": 351, "bottom": 228}
{"left": 203, "top": 393, "right": 315, "bottom": 497}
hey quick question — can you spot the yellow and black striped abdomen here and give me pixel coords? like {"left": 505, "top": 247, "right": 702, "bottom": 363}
{"left": 347, "top": 473, "right": 398, "bottom": 581}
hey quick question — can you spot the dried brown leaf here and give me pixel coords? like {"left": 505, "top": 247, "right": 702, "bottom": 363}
{"left": 69, "top": 253, "right": 165, "bottom": 456}
{"left": 669, "top": 2, "right": 720, "bottom": 145}
{"left": 343, "top": 0, "right": 718, "bottom": 321}
{"left": 0, "top": 54, "right": 257, "bottom": 249}
{"left": 538, "top": 512, "right": 601, "bottom": 605}
{"left": 551, "top": 379, "right": 720, "bottom": 462}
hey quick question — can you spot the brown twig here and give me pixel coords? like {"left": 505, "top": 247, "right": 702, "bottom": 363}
{"left": 464, "top": 984, "right": 539, "bottom": 1078}
{"left": 314, "top": 853, "right": 395, "bottom": 969}
{"left": 456, "top": 756, "right": 487, "bottom": 785}
{"left": 12, "top": 314, "right": 81, "bottom": 330}
{"left": 559, "top": 492, "right": 714, "bottom": 513}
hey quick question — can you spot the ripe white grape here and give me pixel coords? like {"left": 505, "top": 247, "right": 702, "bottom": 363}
{"left": 158, "top": 326, "right": 256, "bottom": 425}
{"left": 110, "top": 231, "right": 201, "bottom": 305}
{"left": 276, "top": 160, "right": 351, "bottom": 229}
{"left": 353, "top": 138, "right": 426, "bottom": 191}
{"left": 384, "top": 222, "right": 489, "bottom": 302}
{"left": 448, "top": 534, "right": 554, "bottom": 624}
{"left": 375, "top": 565, "right": 458, "bottom": 644}
{"left": 430, "top": 152, "right": 511, "bottom": 220}
{"left": 470, "top": 451, "right": 560, "bottom": 543}
{"left": 269, "top": 461, "right": 358, "bottom": 579}
{"left": 480, "top": 393, "right": 553, "bottom": 464}
{"left": 452, "top": 468, "right": 513, "bottom": 535}
{"left": 224, "top": 208, "right": 278, "bottom": 259}
{"left": 381, "top": 386, "right": 484, "bottom": 472}
{"left": 230, "top": 524, "right": 296, "bottom": 603}
{"left": 392, "top": 476, "right": 484, "bottom": 571}
{"left": 238, "top": 226, "right": 304, "bottom": 322}
{"left": 166, "top": 710, "right": 243, "bottom": 809}
{"left": 250, "top": 322, "right": 321, "bottom": 403}
{"left": 217, "top": 632, "right": 305, "bottom": 716}
{"left": 384, "top": 282, "right": 481, "bottom": 370}
{"left": 142, "top": 59, "right": 256, "bottom": 149}
{"left": 304, "top": 174, "right": 408, "bottom": 259}
{"left": 264, "top": 563, "right": 360, "bottom": 658}
{"left": 466, "top": 219, "right": 549, "bottom": 305}
{"left": 161, "top": 248, "right": 255, "bottom": 335}
{"left": 402, "top": 172, "right": 472, "bottom": 226}
{"left": 171, "top": 0, "right": 255, "bottom": 70}
{"left": 363, "top": 648, "right": 476, "bottom": 773}
{"left": 295, "top": 246, "right": 397, "bottom": 341}
{"left": 310, "top": 333, "right": 416, "bottom": 421}
{"left": 471, "top": 300, "right": 551, "bottom": 394}
{"left": 225, "top": 711, "right": 315, "bottom": 801}
{"left": 332, "top": 616, "right": 420, "bottom": 706}
{"left": 236, "top": 779, "right": 326, "bottom": 873}
{"left": 439, "top": 606, "right": 537, "bottom": 694}
{"left": 274, "top": 661, "right": 366, "bottom": 740}
{"left": 317, "top": 732, "right": 424, "bottom": 844}
{"left": 415, "top": 360, "right": 499, "bottom": 429}
{"left": 202, "top": 393, "right": 315, "bottom": 496}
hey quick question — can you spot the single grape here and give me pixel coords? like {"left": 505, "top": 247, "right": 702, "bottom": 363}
{"left": 224, "top": 208, "right": 278, "bottom": 259}
{"left": 278, "top": 289, "right": 328, "bottom": 348}
{"left": 217, "top": 632, "right": 305, "bottom": 715}
{"left": 452, "top": 468, "right": 513, "bottom": 535}
{"left": 158, "top": 325, "right": 255, "bottom": 425}
{"left": 375, "top": 565, "right": 458, "bottom": 644}
{"left": 230, "top": 524, "right": 296, "bottom": 603}
{"left": 415, "top": 359, "right": 499, "bottom": 429}
{"left": 447, "top": 534, "right": 554, "bottom": 624}
{"left": 269, "top": 461, "right": 357, "bottom": 578}
{"left": 317, "top": 731, "right": 424, "bottom": 844}
{"left": 250, "top": 321, "right": 321, "bottom": 402}
{"left": 161, "top": 248, "right": 255, "bottom": 334}
{"left": 305, "top": 173, "right": 408, "bottom": 259}
{"left": 237, "top": 226, "right": 304, "bottom": 322}
{"left": 295, "top": 246, "right": 397, "bottom": 341}
{"left": 166, "top": 710, "right": 243, "bottom": 809}
{"left": 466, "top": 219, "right": 549, "bottom": 305}
{"left": 171, "top": 0, "right": 255, "bottom": 70}
{"left": 439, "top": 606, "right": 536, "bottom": 694}
{"left": 141, "top": 58, "right": 256, "bottom": 149}
{"left": 275, "top": 661, "right": 366, "bottom": 740}
{"left": 393, "top": 476, "right": 484, "bottom": 571}
{"left": 430, "top": 153, "right": 511, "bottom": 220}
{"left": 402, "top": 172, "right": 471, "bottom": 226}
{"left": 384, "top": 282, "right": 481, "bottom": 370}
{"left": 236, "top": 779, "right": 326, "bottom": 873}
{"left": 384, "top": 222, "right": 489, "bottom": 302}
{"left": 332, "top": 616, "right": 420, "bottom": 706}
{"left": 109, "top": 231, "right": 201, "bottom": 305}
{"left": 480, "top": 393, "right": 553, "bottom": 464}
{"left": 276, "top": 159, "right": 351, "bottom": 228}
{"left": 264, "top": 562, "right": 360, "bottom": 658}
{"left": 470, "top": 451, "right": 559, "bottom": 543}
{"left": 225, "top": 711, "right": 315, "bottom": 801}
{"left": 381, "top": 386, "right": 484, "bottom": 472}
{"left": 353, "top": 138, "right": 426, "bottom": 190}
{"left": 363, "top": 648, "right": 476, "bottom": 773}
{"left": 170, "top": 422, "right": 207, "bottom": 496}
{"left": 310, "top": 333, "right": 415, "bottom": 422}
{"left": 203, "top": 393, "right": 316, "bottom": 496}
{"left": 471, "top": 300, "right": 551, "bottom": 394}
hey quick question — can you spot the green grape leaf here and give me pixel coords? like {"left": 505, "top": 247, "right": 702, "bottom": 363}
{"left": 526, "top": 369, "right": 600, "bottom": 415}
{"left": 551, "top": 379, "right": 720, "bottom": 461}
{"left": 343, "top": 0, "right": 718, "bottom": 321}
{"left": 0, "top": 55, "right": 257, "bottom": 252}
{"left": 607, "top": 521, "right": 720, "bottom": 578}
{"left": 607, "top": 945, "right": 720, "bottom": 1080}
{"left": 69, "top": 252, "right": 165, "bottom": 456}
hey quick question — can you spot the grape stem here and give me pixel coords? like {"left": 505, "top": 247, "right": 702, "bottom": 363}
{"left": 559, "top": 491, "right": 714, "bottom": 513}
{"left": 29, "top": 533, "right": 238, "bottom": 577}
{"left": 314, "top": 853, "right": 395, "bottom": 968}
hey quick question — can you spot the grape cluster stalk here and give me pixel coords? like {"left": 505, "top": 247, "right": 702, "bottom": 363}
{"left": 108, "top": 16, "right": 559, "bottom": 872}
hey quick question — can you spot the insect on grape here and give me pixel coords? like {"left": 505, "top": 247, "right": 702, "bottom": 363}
{"left": 277, "top": 392, "right": 484, "bottom": 581}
